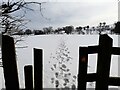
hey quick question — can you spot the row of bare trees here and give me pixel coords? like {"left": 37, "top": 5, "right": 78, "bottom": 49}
{"left": 15, "top": 23, "right": 115, "bottom": 35}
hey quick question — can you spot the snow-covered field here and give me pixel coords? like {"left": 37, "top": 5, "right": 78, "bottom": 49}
{"left": 0, "top": 34, "right": 119, "bottom": 89}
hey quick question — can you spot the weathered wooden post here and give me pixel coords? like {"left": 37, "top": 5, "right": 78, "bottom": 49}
{"left": 34, "top": 48, "right": 43, "bottom": 90}
{"left": 2, "top": 35, "right": 19, "bottom": 90}
{"left": 78, "top": 47, "right": 88, "bottom": 90}
{"left": 96, "top": 34, "right": 113, "bottom": 90}
{"left": 24, "top": 65, "right": 33, "bottom": 90}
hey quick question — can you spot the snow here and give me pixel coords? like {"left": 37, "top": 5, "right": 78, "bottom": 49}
{"left": 0, "top": 34, "right": 119, "bottom": 89}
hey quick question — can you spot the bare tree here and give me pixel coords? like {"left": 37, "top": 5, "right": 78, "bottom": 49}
{"left": 0, "top": 0, "right": 47, "bottom": 62}
{"left": 1, "top": 0, "right": 46, "bottom": 35}
{"left": 0, "top": 0, "right": 49, "bottom": 49}
{"left": 76, "top": 26, "right": 83, "bottom": 34}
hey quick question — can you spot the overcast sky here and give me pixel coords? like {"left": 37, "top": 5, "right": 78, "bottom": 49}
{"left": 18, "top": 0, "right": 118, "bottom": 30}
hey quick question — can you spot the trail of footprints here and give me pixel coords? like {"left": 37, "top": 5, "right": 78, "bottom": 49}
{"left": 49, "top": 40, "right": 77, "bottom": 89}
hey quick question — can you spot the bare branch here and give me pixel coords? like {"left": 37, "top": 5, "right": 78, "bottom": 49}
{"left": 1, "top": 0, "right": 49, "bottom": 35}
{"left": 14, "top": 39, "right": 24, "bottom": 44}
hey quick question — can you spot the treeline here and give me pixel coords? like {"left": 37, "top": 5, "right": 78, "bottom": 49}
{"left": 12, "top": 22, "right": 120, "bottom": 35}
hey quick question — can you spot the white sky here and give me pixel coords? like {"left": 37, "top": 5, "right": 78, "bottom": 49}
{"left": 26, "top": 0, "right": 117, "bottom": 2}
{"left": 4, "top": 0, "right": 119, "bottom": 30}
{"left": 23, "top": 0, "right": 118, "bottom": 30}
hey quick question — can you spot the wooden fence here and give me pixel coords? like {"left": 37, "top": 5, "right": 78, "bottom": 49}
{"left": 1, "top": 34, "right": 120, "bottom": 90}
{"left": 78, "top": 34, "right": 120, "bottom": 90}
{"left": 2, "top": 35, "right": 43, "bottom": 90}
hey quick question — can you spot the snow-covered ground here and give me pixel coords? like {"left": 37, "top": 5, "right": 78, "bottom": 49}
{"left": 0, "top": 34, "right": 119, "bottom": 89}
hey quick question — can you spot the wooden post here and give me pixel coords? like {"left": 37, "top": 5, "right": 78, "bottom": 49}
{"left": 34, "top": 48, "right": 43, "bottom": 90}
{"left": 24, "top": 65, "right": 33, "bottom": 90}
{"left": 78, "top": 47, "right": 88, "bottom": 90}
{"left": 96, "top": 34, "right": 113, "bottom": 90}
{"left": 2, "top": 35, "right": 19, "bottom": 90}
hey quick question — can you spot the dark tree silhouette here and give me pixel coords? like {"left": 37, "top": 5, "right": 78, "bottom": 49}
{"left": 43, "top": 26, "right": 53, "bottom": 34}
{"left": 76, "top": 26, "right": 82, "bottom": 34}
{"left": 99, "top": 22, "right": 102, "bottom": 27}
{"left": 97, "top": 22, "right": 103, "bottom": 34}
{"left": 24, "top": 29, "right": 32, "bottom": 35}
{"left": 76, "top": 26, "right": 84, "bottom": 34}
{"left": 33, "top": 30, "right": 45, "bottom": 35}
{"left": 113, "top": 21, "right": 120, "bottom": 34}
{"left": 103, "top": 22, "right": 106, "bottom": 27}
{"left": 86, "top": 25, "right": 89, "bottom": 34}
{"left": 64, "top": 26, "right": 74, "bottom": 34}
